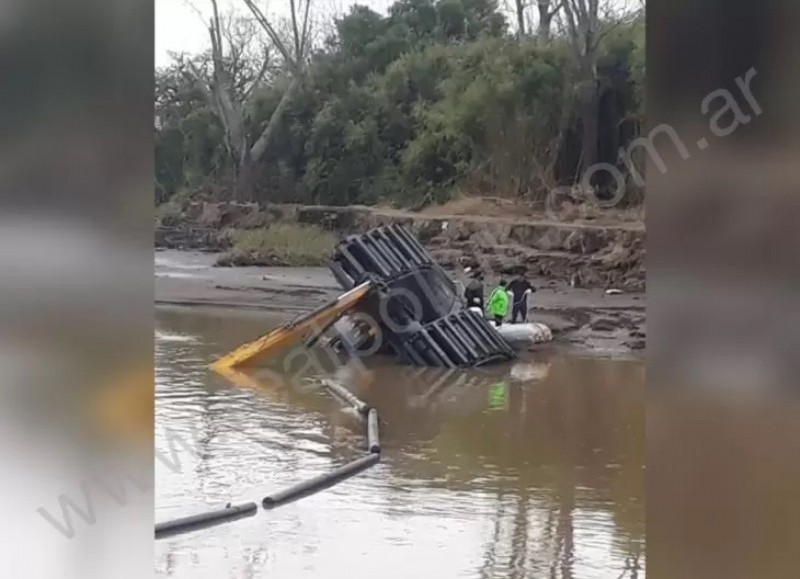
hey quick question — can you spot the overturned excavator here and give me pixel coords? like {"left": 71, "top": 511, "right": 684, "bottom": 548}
{"left": 159, "top": 226, "right": 555, "bottom": 539}
{"left": 211, "top": 224, "right": 551, "bottom": 373}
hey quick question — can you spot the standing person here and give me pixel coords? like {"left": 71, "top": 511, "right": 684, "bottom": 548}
{"left": 487, "top": 279, "right": 510, "bottom": 327}
{"left": 463, "top": 268, "right": 484, "bottom": 311}
{"left": 508, "top": 271, "right": 535, "bottom": 323}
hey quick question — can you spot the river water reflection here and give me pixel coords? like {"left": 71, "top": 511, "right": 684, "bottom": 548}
{"left": 155, "top": 306, "right": 644, "bottom": 578}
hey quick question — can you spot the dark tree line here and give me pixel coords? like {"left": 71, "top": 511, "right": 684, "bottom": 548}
{"left": 155, "top": 0, "right": 644, "bottom": 208}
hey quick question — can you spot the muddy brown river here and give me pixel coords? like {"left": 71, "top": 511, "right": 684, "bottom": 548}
{"left": 155, "top": 305, "right": 644, "bottom": 578}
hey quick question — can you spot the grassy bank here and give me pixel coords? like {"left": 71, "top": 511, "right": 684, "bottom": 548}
{"left": 215, "top": 224, "right": 338, "bottom": 267}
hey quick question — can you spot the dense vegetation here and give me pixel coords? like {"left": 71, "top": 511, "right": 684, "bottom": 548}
{"left": 155, "top": 0, "right": 644, "bottom": 210}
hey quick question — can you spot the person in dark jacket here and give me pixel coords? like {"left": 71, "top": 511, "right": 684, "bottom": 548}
{"left": 463, "top": 268, "right": 484, "bottom": 310}
{"left": 507, "top": 272, "right": 535, "bottom": 323}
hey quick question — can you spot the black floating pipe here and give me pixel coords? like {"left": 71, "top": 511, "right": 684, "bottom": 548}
{"left": 262, "top": 453, "right": 380, "bottom": 509}
{"left": 321, "top": 378, "right": 370, "bottom": 415}
{"left": 155, "top": 501, "right": 258, "bottom": 539}
{"left": 367, "top": 408, "right": 380, "bottom": 454}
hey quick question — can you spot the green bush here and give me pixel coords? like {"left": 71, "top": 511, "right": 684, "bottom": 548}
{"left": 216, "top": 224, "right": 338, "bottom": 267}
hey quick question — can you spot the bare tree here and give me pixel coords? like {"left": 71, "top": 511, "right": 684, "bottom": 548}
{"left": 561, "top": 0, "right": 600, "bottom": 175}
{"left": 511, "top": 0, "right": 562, "bottom": 42}
{"left": 238, "top": 0, "right": 313, "bottom": 200}
{"left": 535, "top": 0, "right": 563, "bottom": 44}
{"left": 513, "top": 0, "right": 527, "bottom": 37}
{"left": 185, "top": 0, "right": 313, "bottom": 202}
{"left": 559, "top": 0, "right": 639, "bottom": 178}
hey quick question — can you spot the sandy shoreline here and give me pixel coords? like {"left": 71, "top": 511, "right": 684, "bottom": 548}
{"left": 155, "top": 249, "right": 645, "bottom": 358}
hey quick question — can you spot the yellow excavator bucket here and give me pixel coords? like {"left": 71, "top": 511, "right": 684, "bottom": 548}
{"left": 209, "top": 281, "right": 373, "bottom": 371}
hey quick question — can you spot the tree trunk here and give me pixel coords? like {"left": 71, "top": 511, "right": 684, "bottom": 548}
{"left": 576, "top": 49, "right": 599, "bottom": 178}
{"left": 234, "top": 77, "right": 301, "bottom": 203}
{"left": 560, "top": 1, "right": 601, "bottom": 180}
{"left": 248, "top": 76, "right": 300, "bottom": 163}
{"left": 548, "top": 73, "right": 576, "bottom": 184}
{"left": 235, "top": 151, "right": 256, "bottom": 202}
{"left": 536, "top": 2, "right": 553, "bottom": 44}
{"left": 515, "top": 0, "right": 526, "bottom": 38}
{"left": 579, "top": 87, "right": 599, "bottom": 176}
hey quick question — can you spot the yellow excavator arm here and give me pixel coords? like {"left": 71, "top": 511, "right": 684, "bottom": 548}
{"left": 209, "top": 280, "right": 373, "bottom": 371}
{"left": 92, "top": 282, "right": 372, "bottom": 442}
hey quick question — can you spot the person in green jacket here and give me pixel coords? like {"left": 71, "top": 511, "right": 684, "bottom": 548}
{"left": 487, "top": 280, "right": 510, "bottom": 327}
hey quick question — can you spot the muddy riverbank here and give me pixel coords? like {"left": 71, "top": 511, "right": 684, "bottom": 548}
{"left": 156, "top": 200, "right": 645, "bottom": 292}
{"left": 155, "top": 250, "right": 645, "bottom": 356}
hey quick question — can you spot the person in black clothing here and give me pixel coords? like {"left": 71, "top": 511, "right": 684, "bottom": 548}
{"left": 463, "top": 268, "right": 484, "bottom": 311}
{"left": 507, "top": 272, "right": 535, "bottom": 323}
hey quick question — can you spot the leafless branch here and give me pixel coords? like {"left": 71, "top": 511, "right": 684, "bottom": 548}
{"left": 240, "top": 0, "right": 295, "bottom": 68}
{"left": 248, "top": 76, "right": 301, "bottom": 161}
{"left": 300, "top": 0, "right": 313, "bottom": 61}
{"left": 242, "top": 48, "right": 272, "bottom": 100}
{"left": 560, "top": 1, "right": 580, "bottom": 58}
{"left": 210, "top": 0, "right": 223, "bottom": 59}
{"left": 181, "top": 58, "right": 212, "bottom": 105}
{"left": 181, "top": 0, "right": 207, "bottom": 27}
{"left": 547, "top": 0, "right": 565, "bottom": 18}
{"left": 290, "top": 0, "right": 302, "bottom": 61}
{"left": 590, "top": 1, "right": 641, "bottom": 50}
